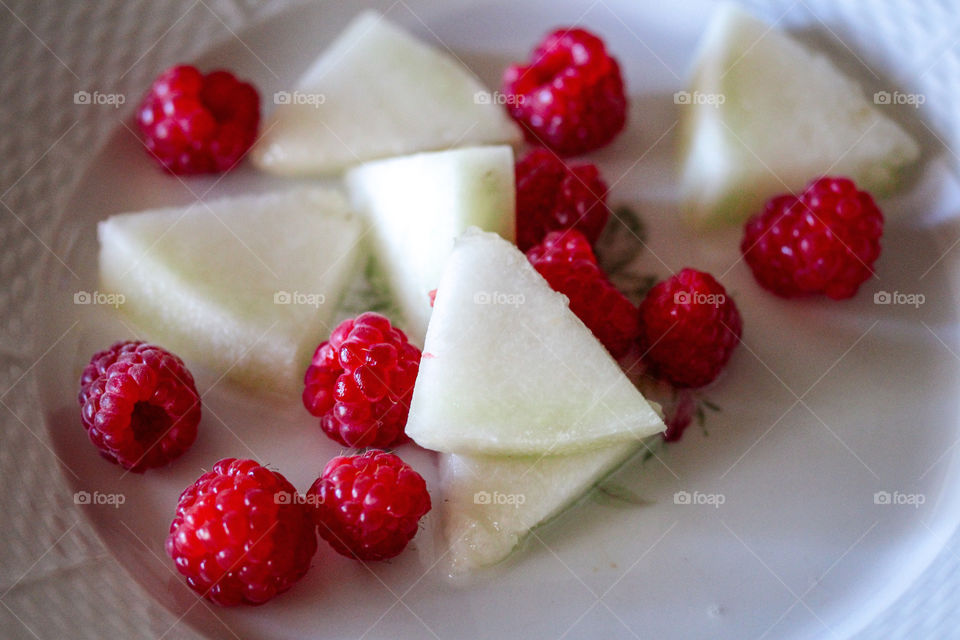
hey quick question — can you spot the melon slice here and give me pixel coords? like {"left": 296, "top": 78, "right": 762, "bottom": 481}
{"left": 98, "top": 188, "right": 363, "bottom": 394}
{"left": 404, "top": 229, "right": 665, "bottom": 455}
{"left": 678, "top": 2, "right": 920, "bottom": 227}
{"left": 345, "top": 146, "right": 515, "bottom": 344}
{"left": 252, "top": 11, "right": 521, "bottom": 176}
{"left": 441, "top": 442, "right": 644, "bottom": 573}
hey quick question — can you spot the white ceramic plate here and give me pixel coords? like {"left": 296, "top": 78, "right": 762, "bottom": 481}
{"left": 37, "top": 1, "right": 960, "bottom": 638}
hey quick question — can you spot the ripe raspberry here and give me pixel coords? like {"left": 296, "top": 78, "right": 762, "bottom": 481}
{"left": 527, "top": 230, "right": 639, "bottom": 358}
{"left": 303, "top": 312, "right": 421, "bottom": 449}
{"left": 741, "top": 177, "right": 883, "bottom": 300}
{"left": 502, "top": 28, "right": 627, "bottom": 155}
{"left": 307, "top": 450, "right": 431, "bottom": 561}
{"left": 166, "top": 458, "right": 317, "bottom": 606}
{"left": 78, "top": 341, "right": 201, "bottom": 472}
{"left": 638, "top": 269, "right": 741, "bottom": 388}
{"left": 515, "top": 149, "right": 609, "bottom": 251}
{"left": 136, "top": 65, "right": 260, "bottom": 174}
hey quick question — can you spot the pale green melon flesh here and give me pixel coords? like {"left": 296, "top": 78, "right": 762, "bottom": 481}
{"left": 405, "top": 229, "right": 665, "bottom": 455}
{"left": 252, "top": 11, "right": 521, "bottom": 176}
{"left": 441, "top": 441, "right": 644, "bottom": 573}
{"left": 679, "top": 3, "right": 920, "bottom": 227}
{"left": 98, "top": 188, "right": 363, "bottom": 394}
{"left": 345, "top": 146, "right": 515, "bottom": 344}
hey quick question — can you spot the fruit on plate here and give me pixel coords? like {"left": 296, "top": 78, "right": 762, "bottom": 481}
{"left": 404, "top": 229, "right": 664, "bottom": 455}
{"left": 307, "top": 450, "right": 431, "bottom": 561}
{"left": 166, "top": 458, "right": 317, "bottom": 606}
{"left": 503, "top": 27, "right": 627, "bottom": 155}
{"left": 252, "top": 11, "right": 521, "bottom": 176}
{"left": 677, "top": 3, "right": 920, "bottom": 228}
{"left": 514, "top": 148, "right": 609, "bottom": 252}
{"left": 741, "top": 176, "right": 883, "bottom": 299}
{"left": 98, "top": 188, "right": 363, "bottom": 394}
{"left": 345, "top": 146, "right": 515, "bottom": 344}
{"left": 136, "top": 64, "right": 260, "bottom": 175}
{"left": 527, "top": 229, "right": 639, "bottom": 358}
{"left": 79, "top": 340, "right": 201, "bottom": 472}
{"left": 302, "top": 312, "right": 422, "bottom": 449}
{"left": 638, "top": 268, "right": 742, "bottom": 388}
{"left": 440, "top": 442, "right": 643, "bottom": 573}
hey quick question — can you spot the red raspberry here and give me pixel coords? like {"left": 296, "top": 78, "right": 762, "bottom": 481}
{"left": 302, "top": 312, "right": 421, "bottom": 449}
{"left": 638, "top": 269, "right": 742, "bottom": 388}
{"left": 502, "top": 28, "right": 627, "bottom": 155}
{"left": 307, "top": 450, "right": 431, "bottom": 561}
{"left": 78, "top": 341, "right": 201, "bottom": 472}
{"left": 166, "top": 458, "right": 317, "bottom": 606}
{"left": 515, "top": 149, "right": 609, "bottom": 251}
{"left": 136, "top": 65, "right": 260, "bottom": 174}
{"left": 741, "top": 177, "right": 883, "bottom": 300}
{"left": 527, "top": 230, "right": 639, "bottom": 358}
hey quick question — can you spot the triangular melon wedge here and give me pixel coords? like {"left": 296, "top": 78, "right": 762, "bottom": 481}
{"left": 98, "top": 188, "right": 363, "bottom": 394}
{"left": 345, "top": 146, "right": 515, "bottom": 344}
{"left": 441, "top": 442, "right": 644, "bottom": 573}
{"left": 405, "top": 229, "right": 665, "bottom": 455}
{"left": 252, "top": 11, "right": 521, "bottom": 176}
{"left": 678, "top": 3, "right": 920, "bottom": 227}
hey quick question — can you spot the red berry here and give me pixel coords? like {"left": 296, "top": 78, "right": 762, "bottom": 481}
{"left": 503, "top": 28, "right": 627, "bottom": 155}
{"left": 638, "top": 269, "right": 742, "bottom": 388}
{"left": 166, "top": 458, "right": 317, "bottom": 606}
{"left": 307, "top": 450, "right": 431, "bottom": 561}
{"left": 78, "top": 341, "right": 201, "bottom": 472}
{"left": 515, "top": 149, "right": 609, "bottom": 251}
{"left": 527, "top": 230, "right": 639, "bottom": 358}
{"left": 741, "top": 177, "right": 883, "bottom": 300}
{"left": 136, "top": 65, "right": 260, "bottom": 175}
{"left": 303, "top": 312, "right": 421, "bottom": 449}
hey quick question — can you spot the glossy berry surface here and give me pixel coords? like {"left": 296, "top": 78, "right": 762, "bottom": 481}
{"left": 307, "top": 450, "right": 431, "bottom": 561}
{"left": 741, "top": 177, "right": 883, "bottom": 300}
{"left": 303, "top": 312, "right": 421, "bottom": 449}
{"left": 166, "top": 458, "right": 317, "bottom": 606}
{"left": 78, "top": 340, "right": 200, "bottom": 472}
{"left": 637, "top": 268, "right": 742, "bottom": 388}
{"left": 136, "top": 65, "right": 260, "bottom": 174}
{"left": 502, "top": 28, "right": 627, "bottom": 155}
{"left": 527, "top": 230, "right": 639, "bottom": 358}
{"left": 515, "top": 148, "right": 609, "bottom": 252}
